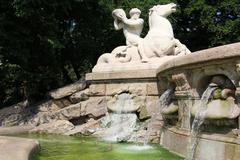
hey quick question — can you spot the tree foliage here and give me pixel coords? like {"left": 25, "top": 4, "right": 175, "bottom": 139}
{"left": 0, "top": 0, "right": 239, "bottom": 108}
{"left": 0, "top": 0, "right": 114, "bottom": 106}
{"left": 174, "top": 0, "right": 240, "bottom": 50}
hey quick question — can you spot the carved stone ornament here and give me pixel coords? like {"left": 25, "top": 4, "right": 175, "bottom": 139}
{"left": 172, "top": 73, "right": 191, "bottom": 91}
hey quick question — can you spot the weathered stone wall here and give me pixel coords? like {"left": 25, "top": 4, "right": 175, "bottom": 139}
{"left": 157, "top": 43, "right": 240, "bottom": 159}
{"left": 85, "top": 69, "right": 163, "bottom": 143}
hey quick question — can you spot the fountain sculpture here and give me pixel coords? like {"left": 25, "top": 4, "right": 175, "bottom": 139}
{"left": 92, "top": 3, "right": 190, "bottom": 72}
{"left": 87, "top": 2, "right": 240, "bottom": 160}
{"left": 1, "top": 2, "right": 240, "bottom": 160}
{"left": 87, "top": 2, "right": 193, "bottom": 144}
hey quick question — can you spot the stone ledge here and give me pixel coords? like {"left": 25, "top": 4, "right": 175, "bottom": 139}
{"left": 166, "top": 127, "right": 240, "bottom": 145}
{"left": 86, "top": 69, "right": 157, "bottom": 81}
{"left": 0, "top": 125, "right": 34, "bottom": 136}
{"left": 157, "top": 42, "right": 240, "bottom": 74}
{"left": 0, "top": 136, "right": 39, "bottom": 160}
{"left": 92, "top": 56, "right": 176, "bottom": 73}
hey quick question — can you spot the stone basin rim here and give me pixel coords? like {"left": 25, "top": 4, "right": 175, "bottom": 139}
{"left": 0, "top": 136, "right": 40, "bottom": 160}
{"left": 165, "top": 127, "right": 240, "bottom": 145}
{"left": 156, "top": 42, "right": 240, "bottom": 74}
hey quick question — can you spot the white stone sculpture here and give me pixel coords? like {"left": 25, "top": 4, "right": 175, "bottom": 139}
{"left": 138, "top": 3, "right": 191, "bottom": 59}
{"left": 112, "top": 8, "right": 149, "bottom": 62}
{"left": 113, "top": 8, "right": 143, "bottom": 48}
{"left": 93, "top": 3, "right": 191, "bottom": 72}
{"left": 96, "top": 8, "right": 144, "bottom": 64}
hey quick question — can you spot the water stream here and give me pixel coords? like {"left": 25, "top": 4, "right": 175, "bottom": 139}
{"left": 143, "top": 84, "right": 151, "bottom": 145}
{"left": 100, "top": 113, "right": 137, "bottom": 142}
{"left": 143, "top": 88, "right": 174, "bottom": 145}
{"left": 97, "top": 93, "right": 137, "bottom": 142}
{"left": 159, "top": 88, "right": 174, "bottom": 110}
{"left": 186, "top": 86, "right": 217, "bottom": 160}
{"left": 158, "top": 87, "right": 175, "bottom": 122}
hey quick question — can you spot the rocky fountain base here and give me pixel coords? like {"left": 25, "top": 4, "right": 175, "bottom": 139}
{"left": 85, "top": 69, "right": 163, "bottom": 143}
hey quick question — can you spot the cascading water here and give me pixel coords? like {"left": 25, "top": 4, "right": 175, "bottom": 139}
{"left": 101, "top": 113, "right": 137, "bottom": 141}
{"left": 143, "top": 84, "right": 151, "bottom": 145}
{"left": 98, "top": 93, "right": 137, "bottom": 142}
{"left": 186, "top": 86, "right": 217, "bottom": 160}
{"left": 143, "top": 88, "right": 174, "bottom": 145}
{"left": 159, "top": 88, "right": 174, "bottom": 109}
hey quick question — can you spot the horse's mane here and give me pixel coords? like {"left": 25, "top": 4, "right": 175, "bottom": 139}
{"left": 149, "top": 6, "right": 155, "bottom": 15}
{"left": 149, "top": 5, "right": 159, "bottom": 16}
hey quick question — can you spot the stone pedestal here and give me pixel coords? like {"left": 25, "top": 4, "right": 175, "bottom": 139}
{"left": 86, "top": 69, "right": 160, "bottom": 97}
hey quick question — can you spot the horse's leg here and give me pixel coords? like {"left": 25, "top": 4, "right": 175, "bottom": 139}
{"left": 174, "top": 39, "right": 184, "bottom": 55}
{"left": 182, "top": 43, "right": 191, "bottom": 54}
{"left": 174, "top": 39, "right": 191, "bottom": 55}
{"left": 138, "top": 40, "right": 150, "bottom": 63}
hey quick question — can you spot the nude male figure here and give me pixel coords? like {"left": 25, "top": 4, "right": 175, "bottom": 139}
{"left": 112, "top": 8, "right": 149, "bottom": 62}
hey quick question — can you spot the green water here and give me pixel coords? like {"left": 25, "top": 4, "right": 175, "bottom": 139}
{"left": 18, "top": 134, "right": 183, "bottom": 160}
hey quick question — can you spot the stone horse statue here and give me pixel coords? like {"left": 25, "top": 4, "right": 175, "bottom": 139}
{"left": 138, "top": 3, "right": 190, "bottom": 61}
{"left": 95, "top": 3, "right": 190, "bottom": 66}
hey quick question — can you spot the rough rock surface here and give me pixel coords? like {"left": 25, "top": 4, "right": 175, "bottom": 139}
{"left": 65, "top": 118, "right": 100, "bottom": 136}
{"left": 53, "top": 98, "right": 72, "bottom": 109}
{"left": 30, "top": 97, "right": 107, "bottom": 126}
{"left": 0, "top": 101, "right": 34, "bottom": 127}
{"left": 85, "top": 97, "right": 107, "bottom": 118}
{"left": 49, "top": 81, "right": 87, "bottom": 99}
{"left": 69, "top": 88, "right": 89, "bottom": 104}
{"left": 29, "top": 101, "right": 83, "bottom": 125}
{"left": 138, "top": 98, "right": 160, "bottom": 120}
{"left": 0, "top": 125, "right": 34, "bottom": 135}
{"left": 0, "top": 99, "right": 68, "bottom": 127}
{"left": 34, "top": 100, "right": 61, "bottom": 112}
{"left": 138, "top": 105, "right": 150, "bottom": 120}
{"left": 53, "top": 102, "right": 83, "bottom": 120}
{"left": 30, "top": 120, "right": 75, "bottom": 134}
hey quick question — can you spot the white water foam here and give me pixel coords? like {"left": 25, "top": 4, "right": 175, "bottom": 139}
{"left": 125, "top": 144, "right": 153, "bottom": 151}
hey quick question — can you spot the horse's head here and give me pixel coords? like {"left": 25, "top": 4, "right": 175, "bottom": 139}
{"left": 149, "top": 3, "right": 177, "bottom": 17}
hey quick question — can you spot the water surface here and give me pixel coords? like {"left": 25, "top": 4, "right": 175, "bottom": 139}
{"left": 18, "top": 134, "right": 183, "bottom": 160}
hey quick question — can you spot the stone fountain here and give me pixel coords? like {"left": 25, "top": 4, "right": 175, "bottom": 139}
{"left": 86, "top": 2, "right": 190, "bottom": 143}
{"left": 1, "top": 2, "right": 240, "bottom": 160}
{"left": 157, "top": 43, "right": 240, "bottom": 160}
{"left": 86, "top": 2, "right": 240, "bottom": 160}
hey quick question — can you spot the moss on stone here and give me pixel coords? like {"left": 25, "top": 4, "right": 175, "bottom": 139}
{"left": 138, "top": 105, "right": 150, "bottom": 120}
{"left": 212, "top": 89, "right": 222, "bottom": 99}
